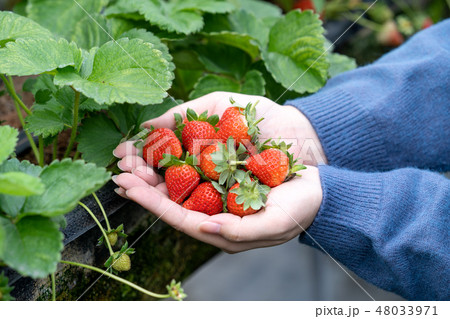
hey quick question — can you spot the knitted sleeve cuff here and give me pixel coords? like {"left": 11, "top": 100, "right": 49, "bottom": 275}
{"left": 286, "top": 88, "right": 391, "bottom": 171}
{"left": 299, "top": 165, "right": 383, "bottom": 269}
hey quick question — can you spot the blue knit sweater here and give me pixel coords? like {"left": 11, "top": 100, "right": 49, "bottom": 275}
{"left": 288, "top": 20, "right": 450, "bottom": 301}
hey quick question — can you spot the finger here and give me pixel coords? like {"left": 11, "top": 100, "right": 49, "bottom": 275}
{"left": 113, "top": 173, "right": 150, "bottom": 190}
{"left": 113, "top": 141, "right": 139, "bottom": 159}
{"left": 198, "top": 208, "right": 293, "bottom": 242}
{"left": 142, "top": 92, "right": 229, "bottom": 130}
{"left": 117, "top": 155, "right": 147, "bottom": 172}
{"left": 113, "top": 187, "right": 128, "bottom": 199}
{"left": 132, "top": 165, "right": 164, "bottom": 186}
{"left": 155, "top": 182, "right": 169, "bottom": 196}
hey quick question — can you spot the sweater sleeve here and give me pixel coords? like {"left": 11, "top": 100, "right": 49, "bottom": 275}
{"left": 286, "top": 19, "right": 450, "bottom": 172}
{"left": 300, "top": 165, "right": 450, "bottom": 300}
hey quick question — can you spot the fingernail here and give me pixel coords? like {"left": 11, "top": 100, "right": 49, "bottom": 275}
{"left": 199, "top": 222, "right": 221, "bottom": 234}
{"left": 112, "top": 149, "right": 118, "bottom": 158}
{"left": 117, "top": 160, "right": 123, "bottom": 171}
{"left": 111, "top": 175, "right": 118, "bottom": 184}
{"left": 114, "top": 188, "right": 121, "bottom": 195}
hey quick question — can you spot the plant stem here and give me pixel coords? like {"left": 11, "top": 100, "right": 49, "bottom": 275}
{"left": 92, "top": 192, "right": 111, "bottom": 231}
{"left": 78, "top": 201, "right": 114, "bottom": 256}
{"left": 0, "top": 74, "right": 32, "bottom": 115}
{"left": 343, "top": 13, "right": 382, "bottom": 32}
{"left": 52, "top": 138, "right": 58, "bottom": 161}
{"left": 38, "top": 136, "right": 44, "bottom": 166}
{"left": 51, "top": 273, "right": 56, "bottom": 301}
{"left": 63, "top": 90, "right": 80, "bottom": 158}
{"left": 73, "top": 150, "right": 80, "bottom": 160}
{"left": 60, "top": 260, "right": 170, "bottom": 299}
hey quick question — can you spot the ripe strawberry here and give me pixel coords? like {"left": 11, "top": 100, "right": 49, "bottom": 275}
{"left": 142, "top": 128, "right": 182, "bottom": 168}
{"left": 165, "top": 162, "right": 200, "bottom": 204}
{"left": 422, "top": 17, "right": 433, "bottom": 29}
{"left": 174, "top": 108, "right": 219, "bottom": 155}
{"left": 200, "top": 143, "right": 221, "bottom": 180}
{"left": 182, "top": 182, "right": 223, "bottom": 215}
{"left": 293, "top": 0, "right": 315, "bottom": 12}
{"left": 246, "top": 141, "right": 307, "bottom": 187}
{"left": 216, "top": 106, "right": 242, "bottom": 128}
{"left": 183, "top": 121, "right": 217, "bottom": 155}
{"left": 112, "top": 252, "right": 131, "bottom": 272}
{"left": 217, "top": 100, "right": 262, "bottom": 145}
{"left": 227, "top": 175, "right": 270, "bottom": 217}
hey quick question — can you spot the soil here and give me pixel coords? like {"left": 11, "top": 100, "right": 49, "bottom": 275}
{"left": 1, "top": 76, "right": 75, "bottom": 164}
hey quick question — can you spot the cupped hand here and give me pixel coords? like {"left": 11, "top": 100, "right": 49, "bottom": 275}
{"left": 112, "top": 92, "right": 325, "bottom": 252}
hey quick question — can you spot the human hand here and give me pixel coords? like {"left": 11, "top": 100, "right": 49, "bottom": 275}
{"left": 112, "top": 92, "right": 324, "bottom": 252}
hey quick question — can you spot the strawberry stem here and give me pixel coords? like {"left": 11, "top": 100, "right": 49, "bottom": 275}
{"left": 60, "top": 260, "right": 171, "bottom": 299}
{"left": 51, "top": 272, "right": 56, "bottom": 301}
{"left": 92, "top": 192, "right": 111, "bottom": 232}
{"left": 63, "top": 89, "right": 80, "bottom": 158}
{"left": 228, "top": 160, "right": 247, "bottom": 166}
{"left": 78, "top": 201, "right": 114, "bottom": 256}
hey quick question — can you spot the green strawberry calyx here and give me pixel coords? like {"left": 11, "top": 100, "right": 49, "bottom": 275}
{"left": 230, "top": 172, "right": 271, "bottom": 211}
{"left": 211, "top": 137, "right": 247, "bottom": 188}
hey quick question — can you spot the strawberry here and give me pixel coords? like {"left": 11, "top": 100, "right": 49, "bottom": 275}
{"left": 142, "top": 128, "right": 182, "bottom": 168}
{"left": 227, "top": 174, "right": 271, "bottom": 217}
{"left": 217, "top": 99, "right": 262, "bottom": 146}
{"left": 163, "top": 154, "right": 200, "bottom": 204}
{"left": 210, "top": 137, "right": 247, "bottom": 187}
{"left": 245, "top": 141, "right": 306, "bottom": 187}
{"left": 293, "top": 0, "right": 315, "bottom": 12}
{"left": 112, "top": 252, "right": 131, "bottom": 272}
{"left": 200, "top": 143, "right": 221, "bottom": 180}
{"left": 182, "top": 182, "right": 223, "bottom": 215}
{"left": 175, "top": 108, "right": 219, "bottom": 155}
{"left": 216, "top": 106, "right": 242, "bottom": 128}
{"left": 422, "top": 17, "right": 433, "bottom": 29}
{"left": 377, "top": 21, "right": 404, "bottom": 47}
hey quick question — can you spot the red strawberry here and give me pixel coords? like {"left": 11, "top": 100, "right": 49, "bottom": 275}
{"left": 142, "top": 128, "right": 182, "bottom": 168}
{"left": 200, "top": 143, "right": 221, "bottom": 181}
{"left": 165, "top": 162, "right": 200, "bottom": 204}
{"left": 246, "top": 149, "right": 290, "bottom": 188}
{"left": 182, "top": 121, "right": 217, "bottom": 155}
{"left": 227, "top": 175, "right": 270, "bottom": 217}
{"left": 293, "top": 0, "right": 315, "bottom": 12}
{"left": 182, "top": 182, "right": 223, "bottom": 215}
{"left": 217, "top": 100, "right": 262, "bottom": 146}
{"left": 216, "top": 106, "right": 242, "bottom": 128}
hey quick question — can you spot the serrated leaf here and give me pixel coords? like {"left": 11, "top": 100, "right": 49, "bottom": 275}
{"left": 107, "top": 0, "right": 234, "bottom": 35}
{"left": 0, "top": 159, "right": 42, "bottom": 218}
{"left": 0, "top": 126, "right": 18, "bottom": 164}
{"left": 0, "top": 172, "right": 45, "bottom": 196}
{"left": 54, "top": 38, "right": 173, "bottom": 105}
{"left": 0, "top": 37, "right": 82, "bottom": 76}
{"left": 241, "top": 70, "right": 265, "bottom": 96}
{"left": 27, "top": 0, "right": 109, "bottom": 41}
{"left": 228, "top": 10, "right": 275, "bottom": 48}
{"left": 77, "top": 113, "right": 124, "bottom": 167}
{"left": 262, "top": 10, "right": 329, "bottom": 94}
{"left": 24, "top": 74, "right": 56, "bottom": 95}
{"left": 230, "top": 0, "right": 282, "bottom": 19}
{"left": 0, "top": 11, "right": 53, "bottom": 47}
{"left": 189, "top": 74, "right": 240, "bottom": 100}
{"left": 327, "top": 53, "right": 357, "bottom": 78}
{"left": 120, "top": 28, "right": 172, "bottom": 63}
{"left": 24, "top": 110, "right": 65, "bottom": 138}
{"left": 0, "top": 216, "right": 63, "bottom": 279}
{"left": 22, "top": 159, "right": 111, "bottom": 217}
{"left": 72, "top": 13, "right": 112, "bottom": 50}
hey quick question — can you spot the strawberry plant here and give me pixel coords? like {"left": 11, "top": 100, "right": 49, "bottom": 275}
{"left": 1, "top": 0, "right": 358, "bottom": 300}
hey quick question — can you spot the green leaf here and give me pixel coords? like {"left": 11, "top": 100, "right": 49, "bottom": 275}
{"left": 0, "top": 37, "right": 82, "bottom": 76}
{"left": 22, "top": 159, "right": 111, "bottom": 217}
{"left": 120, "top": 28, "right": 172, "bottom": 63}
{"left": 227, "top": 10, "right": 275, "bottom": 48}
{"left": 136, "top": 98, "right": 180, "bottom": 128}
{"left": 327, "top": 53, "right": 357, "bottom": 78}
{"left": 27, "top": 0, "right": 109, "bottom": 41}
{"left": 77, "top": 114, "right": 124, "bottom": 167}
{"left": 196, "top": 42, "right": 251, "bottom": 79}
{"left": 54, "top": 38, "right": 173, "bottom": 105}
{"left": 72, "top": 13, "right": 112, "bottom": 50}
{"left": 0, "top": 125, "right": 18, "bottom": 164}
{"left": 0, "top": 11, "right": 53, "bottom": 47}
{"left": 229, "top": 0, "right": 282, "bottom": 19}
{"left": 0, "top": 216, "right": 63, "bottom": 279}
{"left": 189, "top": 74, "right": 240, "bottom": 100}
{"left": 241, "top": 70, "right": 266, "bottom": 96}
{"left": 0, "top": 172, "right": 45, "bottom": 196}
{"left": 0, "top": 271, "right": 14, "bottom": 301}
{"left": 0, "top": 159, "right": 42, "bottom": 218}
{"left": 107, "top": 0, "right": 234, "bottom": 35}
{"left": 23, "top": 74, "right": 57, "bottom": 95}
{"left": 24, "top": 110, "right": 65, "bottom": 138}
{"left": 262, "top": 10, "right": 329, "bottom": 94}
{"left": 204, "top": 32, "right": 260, "bottom": 61}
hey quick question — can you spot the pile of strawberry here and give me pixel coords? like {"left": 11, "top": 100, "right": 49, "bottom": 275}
{"left": 140, "top": 99, "right": 306, "bottom": 217}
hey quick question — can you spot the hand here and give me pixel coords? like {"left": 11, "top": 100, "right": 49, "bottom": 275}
{"left": 112, "top": 92, "right": 324, "bottom": 252}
